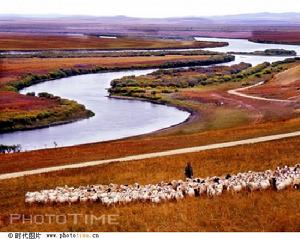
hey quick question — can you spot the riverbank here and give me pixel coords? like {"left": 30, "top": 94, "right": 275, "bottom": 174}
{"left": 8, "top": 55, "right": 235, "bottom": 91}
{"left": 1, "top": 55, "right": 233, "bottom": 89}
{"left": 108, "top": 94, "right": 196, "bottom": 132}
{"left": 0, "top": 49, "right": 222, "bottom": 58}
{"left": 249, "top": 31, "right": 300, "bottom": 45}
{"left": 0, "top": 92, "right": 94, "bottom": 133}
{"left": 108, "top": 58, "right": 300, "bottom": 136}
{"left": 228, "top": 49, "right": 297, "bottom": 56}
{"left": 1, "top": 58, "right": 300, "bottom": 173}
{"left": 0, "top": 54, "right": 233, "bottom": 133}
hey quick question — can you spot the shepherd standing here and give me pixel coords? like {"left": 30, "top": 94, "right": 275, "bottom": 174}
{"left": 185, "top": 162, "right": 193, "bottom": 179}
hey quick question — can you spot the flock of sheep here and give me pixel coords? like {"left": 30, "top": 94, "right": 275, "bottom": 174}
{"left": 25, "top": 164, "right": 300, "bottom": 206}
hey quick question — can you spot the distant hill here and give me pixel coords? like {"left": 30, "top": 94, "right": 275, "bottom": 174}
{"left": 208, "top": 12, "right": 300, "bottom": 25}
{"left": 0, "top": 13, "right": 300, "bottom": 42}
{"left": 1, "top": 12, "right": 300, "bottom": 24}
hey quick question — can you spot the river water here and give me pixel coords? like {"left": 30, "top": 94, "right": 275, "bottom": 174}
{"left": 0, "top": 37, "right": 299, "bottom": 151}
{"left": 0, "top": 69, "right": 190, "bottom": 150}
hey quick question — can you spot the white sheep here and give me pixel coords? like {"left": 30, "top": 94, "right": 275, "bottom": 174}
{"left": 25, "top": 163, "right": 300, "bottom": 206}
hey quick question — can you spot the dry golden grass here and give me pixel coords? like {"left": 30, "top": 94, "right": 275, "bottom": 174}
{"left": 0, "top": 136, "right": 300, "bottom": 231}
{"left": 273, "top": 64, "right": 300, "bottom": 85}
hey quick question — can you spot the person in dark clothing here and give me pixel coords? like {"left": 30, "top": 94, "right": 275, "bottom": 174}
{"left": 185, "top": 162, "right": 193, "bottom": 179}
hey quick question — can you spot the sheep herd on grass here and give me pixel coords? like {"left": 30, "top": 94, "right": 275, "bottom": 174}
{"left": 25, "top": 164, "right": 300, "bottom": 206}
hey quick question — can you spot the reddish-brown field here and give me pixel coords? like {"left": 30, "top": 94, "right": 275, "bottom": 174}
{"left": 0, "top": 55, "right": 213, "bottom": 86}
{"left": 0, "top": 33, "right": 224, "bottom": 50}
{"left": 195, "top": 30, "right": 300, "bottom": 45}
{"left": 0, "top": 91, "right": 58, "bottom": 112}
{"left": 250, "top": 31, "right": 300, "bottom": 45}
{"left": 1, "top": 55, "right": 212, "bottom": 77}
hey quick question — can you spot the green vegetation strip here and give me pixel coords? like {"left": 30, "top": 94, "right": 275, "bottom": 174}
{"left": 109, "top": 57, "right": 300, "bottom": 102}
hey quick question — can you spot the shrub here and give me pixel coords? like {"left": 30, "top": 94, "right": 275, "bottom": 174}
{"left": 38, "top": 92, "right": 54, "bottom": 98}
{"left": 0, "top": 144, "right": 21, "bottom": 153}
{"left": 26, "top": 92, "right": 35, "bottom": 96}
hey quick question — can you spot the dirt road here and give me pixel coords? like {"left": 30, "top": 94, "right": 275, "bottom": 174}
{"left": 1, "top": 130, "right": 300, "bottom": 180}
{"left": 228, "top": 81, "right": 293, "bottom": 103}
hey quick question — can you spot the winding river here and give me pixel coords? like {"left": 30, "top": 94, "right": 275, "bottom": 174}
{"left": 0, "top": 69, "right": 189, "bottom": 151}
{"left": 0, "top": 37, "right": 299, "bottom": 151}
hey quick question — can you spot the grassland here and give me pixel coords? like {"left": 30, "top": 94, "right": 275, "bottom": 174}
{"left": 109, "top": 58, "right": 291, "bottom": 97}
{"left": 0, "top": 35, "right": 300, "bottom": 232}
{"left": 0, "top": 49, "right": 221, "bottom": 59}
{"left": 244, "top": 63, "right": 300, "bottom": 100}
{"left": 0, "top": 33, "right": 227, "bottom": 50}
{"left": 0, "top": 135, "right": 300, "bottom": 231}
{"left": 109, "top": 62, "right": 253, "bottom": 96}
{"left": 250, "top": 31, "right": 300, "bottom": 45}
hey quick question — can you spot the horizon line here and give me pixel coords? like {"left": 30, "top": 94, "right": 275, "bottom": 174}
{"left": 1, "top": 11, "right": 300, "bottom": 19}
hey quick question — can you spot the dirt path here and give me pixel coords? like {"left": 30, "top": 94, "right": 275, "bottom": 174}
{"left": 228, "top": 81, "right": 294, "bottom": 103}
{"left": 1, "top": 130, "right": 300, "bottom": 180}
